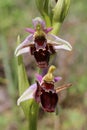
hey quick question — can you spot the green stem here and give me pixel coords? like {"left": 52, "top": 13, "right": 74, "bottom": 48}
{"left": 52, "top": 22, "right": 62, "bottom": 35}
{"left": 28, "top": 102, "right": 39, "bottom": 130}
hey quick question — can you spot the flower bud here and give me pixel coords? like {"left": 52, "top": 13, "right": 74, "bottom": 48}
{"left": 35, "top": 0, "right": 51, "bottom": 26}
{"left": 53, "top": 0, "right": 70, "bottom": 23}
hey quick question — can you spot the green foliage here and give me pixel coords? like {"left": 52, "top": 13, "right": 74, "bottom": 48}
{"left": 0, "top": 0, "right": 37, "bottom": 34}
{"left": 61, "top": 109, "right": 86, "bottom": 130}
{"left": 17, "top": 36, "right": 39, "bottom": 130}
{"left": 16, "top": 36, "right": 30, "bottom": 118}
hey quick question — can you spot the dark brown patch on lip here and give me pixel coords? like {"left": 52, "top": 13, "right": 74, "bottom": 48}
{"left": 34, "top": 81, "right": 58, "bottom": 112}
{"left": 30, "top": 37, "right": 56, "bottom": 68}
{"left": 48, "top": 45, "right": 56, "bottom": 54}
{"left": 40, "top": 90, "right": 58, "bottom": 112}
{"left": 34, "top": 49, "right": 50, "bottom": 68}
{"left": 40, "top": 81, "right": 58, "bottom": 112}
{"left": 35, "top": 36, "right": 47, "bottom": 46}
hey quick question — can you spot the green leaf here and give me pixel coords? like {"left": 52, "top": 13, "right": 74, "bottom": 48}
{"left": 43, "top": 0, "right": 49, "bottom": 15}
{"left": 16, "top": 36, "right": 39, "bottom": 130}
{"left": 17, "top": 35, "right": 31, "bottom": 119}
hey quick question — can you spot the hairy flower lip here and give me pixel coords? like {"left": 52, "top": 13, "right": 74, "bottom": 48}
{"left": 33, "top": 48, "right": 50, "bottom": 68}
{"left": 40, "top": 90, "right": 58, "bottom": 112}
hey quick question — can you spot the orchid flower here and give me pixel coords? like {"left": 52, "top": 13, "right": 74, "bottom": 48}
{"left": 17, "top": 65, "right": 72, "bottom": 112}
{"left": 15, "top": 17, "right": 72, "bottom": 68}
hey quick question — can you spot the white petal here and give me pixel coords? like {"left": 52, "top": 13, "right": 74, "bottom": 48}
{"left": 17, "top": 83, "right": 37, "bottom": 106}
{"left": 15, "top": 34, "right": 33, "bottom": 55}
{"left": 54, "top": 44, "right": 71, "bottom": 51}
{"left": 16, "top": 47, "right": 30, "bottom": 56}
{"left": 47, "top": 34, "right": 72, "bottom": 51}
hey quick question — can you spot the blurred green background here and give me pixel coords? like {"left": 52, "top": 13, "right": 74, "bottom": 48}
{"left": 0, "top": 0, "right": 87, "bottom": 130}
